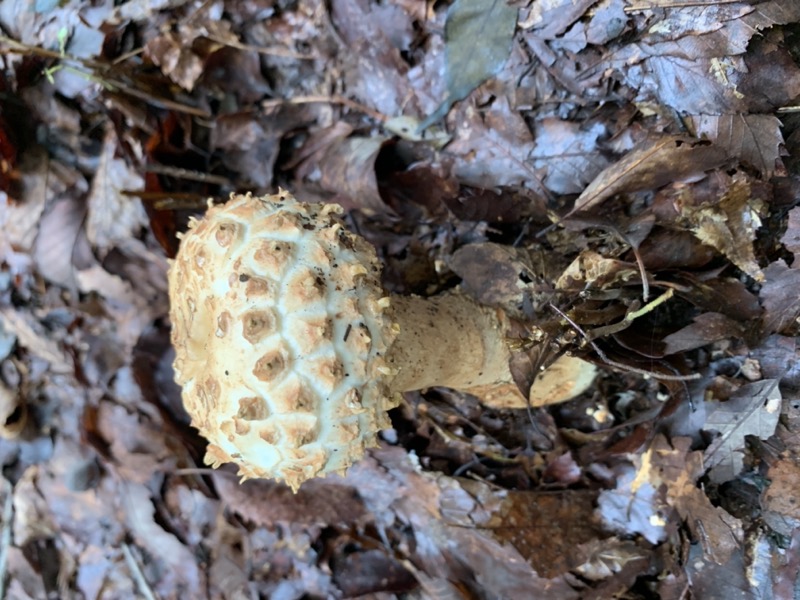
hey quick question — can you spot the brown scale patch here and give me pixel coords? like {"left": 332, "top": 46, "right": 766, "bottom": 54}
{"left": 245, "top": 276, "right": 273, "bottom": 298}
{"left": 254, "top": 240, "right": 294, "bottom": 274}
{"left": 263, "top": 212, "right": 302, "bottom": 235}
{"left": 204, "top": 444, "right": 232, "bottom": 469}
{"left": 259, "top": 422, "right": 281, "bottom": 445}
{"left": 311, "top": 357, "right": 344, "bottom": 391}
{"left": 288, "top": 316, "right": 331, "bottom": 354}
{"left": 197, "top": 376, "right": 221, "bottom": 412}
{"left": 277, "top": 415, "right": 319, "bottom": 447}
{"left": 242, "top": 310, "right": 275, "bottom": 344}
{"left": 216, "top": 311, "right": 232, "bottom": 338}
{"left": 290, "top": 385, "right": 316, "bottom": 413}
{"left": 286, "top": 268, "right": 326, "bottom": 304}
{"left": 233, "top": 419, "right": 251, "bottom": 436}
{"left": 220, "top": 420, "right": 236, "bottom": 442}
{"left": 214, "top": 221, "right": 238, "bottom": 247}
{"left": 253, "top": 350, "right": 286, "bottom": 382}
{"left": 236, "top": 396, "right": 269, "bottom": 421}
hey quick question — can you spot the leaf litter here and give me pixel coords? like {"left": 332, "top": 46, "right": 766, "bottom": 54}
{"left": 1, "top": 0, "right": 800, "bottom": 597}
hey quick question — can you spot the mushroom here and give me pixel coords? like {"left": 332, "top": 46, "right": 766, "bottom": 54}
{"left": 168, "top": 191, "right": 595, "bottom": 490}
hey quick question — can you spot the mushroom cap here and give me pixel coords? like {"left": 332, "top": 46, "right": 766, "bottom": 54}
{"left": 168, "top": 191, "right": 398, "bottom": 490}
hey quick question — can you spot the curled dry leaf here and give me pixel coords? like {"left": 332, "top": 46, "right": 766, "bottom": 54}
{"left": 661, "top": 312, "right": 745, "bottom": 356}
{"left": 683, "top": 176, "right": 766, "bottom": 281}
{"left": 317, "top": 136, "right": 391, "bottom": 214}
{"left": 688, "top": 114, "right": 784, "bottom": 178}
{"left": 567, "top": 136, "right": 728, "bottom": 219}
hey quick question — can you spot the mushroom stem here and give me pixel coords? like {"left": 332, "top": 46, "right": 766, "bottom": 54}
{"left": 385, "top": 294, "right": 513, "bottom": 393}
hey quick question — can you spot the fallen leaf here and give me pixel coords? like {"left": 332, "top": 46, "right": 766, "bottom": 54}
{"left": 484, "top": 490, "right": 603, "bottom": 578}
{"left": 530, "top": 117, "right": 610, "bottom": 195}
{"left": 684, "top": 176, "right": 766, "bottom": 281}
{"left": 688, "top": 114, "right": 784, "bottom": 178}
{"left": 662, "top": 312, "right": 745, "bottom": 356}
{"left": 0, "top": 308, "right": 72, "bottom": 373}
{"left": 85, "top": 127, "right": 147, "bottom": 254}
{"left": 450, "top": 242, "right": 557, "bottom": 317}
{"left": 32, "top": 195, "right": 86, "bottom": 293}
{"left": 317, "top": 135, "right": 390, "bottom": 214}
{"left": 419, "top": 0, "right": 517, "bottom": 129}
{"left": 643, "top": 436, "right": 743, "bottom": 565}
{"left": 521, "top": 0, "right": 596, "bottom": 40}
{"left": 568, "top": 136, "right": 728, "bottom": 218}
{"left": 446, "top": 97, "right": 537, "bottom": 189}
{"left": 780, "top": 206, "right": 800, "bottom": 263}
{"left": 122, "top": 481, "right": 204, "bottom": 596}
{"left": 596, "top": 462, "right": 666, "bottom": 545}
{"left": 703, "top": 380, "right": 781, "bottom": 484}
{"left": 760, "top": 260, "right": 800, "bottom": 336}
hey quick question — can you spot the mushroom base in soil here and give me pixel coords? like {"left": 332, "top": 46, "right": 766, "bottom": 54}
{"left": 168, "top": 191, "right": 596, "bottom": 490}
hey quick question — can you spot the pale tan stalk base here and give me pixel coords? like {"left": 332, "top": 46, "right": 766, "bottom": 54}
{"left": 385, "top": 294, "right": 514, "bottom": 393}
{"left": 385, "top": 294, "right": 597, "bottom": 409}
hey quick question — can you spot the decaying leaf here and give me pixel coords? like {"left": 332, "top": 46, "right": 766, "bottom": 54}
{"left": 599, "top": 436, "right": 744, "bottom": 564}
{"left": 419, "top": 0, "right": 517, "bottom": 129}
{"left": 530, "top": 117, "right": 610, "bottom": 195}
{"left": 780, "top": 206, "right": 800, "bottom": 263}
{"left": 317, "top": 135, "right": 390, "bottom": 214}
{"left": 567, "top": 136, "right": 728, "bottom": 218}
{"left": 662, "top": 312, "right": 745, "bottom": 356}
{"left": 555, "top": 250, "right": 639, "bottom": 292}
{"left": 759, "top": 260, "right": 800, "bottom": 336}
{"left": 596, "top": 461, "right": 667, "bottom": 545}
{"left": 704, "top": 380, "right": 781, "bottom": 484}
{"left": 86, "top": 128, "right": 147, "bottom": 254}
{"left": 683, "top": 176, "right": 766, "bottom": 281}
{"left": 688, "top": 114, "right": 784, "bottom": 178}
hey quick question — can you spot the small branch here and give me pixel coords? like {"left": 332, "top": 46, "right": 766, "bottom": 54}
{"left": 624, "top": 0, "right": 744, "bottom": 12}
{"left": 122, "top": 543, "right": 159, "bottom": 600}
{"left": 549, "top": 303, "right": 701, "bottom": 382}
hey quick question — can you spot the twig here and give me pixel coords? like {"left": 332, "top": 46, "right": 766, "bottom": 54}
{"left": 122, "top": 543, "right": 159, "bottom": 600}
{"left": 261, "top": 94, "right": 388, "bottom": 122}
{"left": 548, "top": 303, "right": 701, "bottom": 382}
{"left": 624, "top": 0, "right": 744, "bottom": 12}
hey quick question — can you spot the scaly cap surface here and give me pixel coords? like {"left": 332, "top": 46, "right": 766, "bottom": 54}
{"left": 168, "top": 191, "right": 398, "bottom": 490}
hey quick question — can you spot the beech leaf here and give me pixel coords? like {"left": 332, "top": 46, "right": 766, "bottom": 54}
{"left": 703, "top": 380, "right": 781, "bottom": 484}
{"left": 567, "top": 136, "right": 728, "bottom": 218}
{"left": 419, "top": 0, "right": 517, "bottom": 130}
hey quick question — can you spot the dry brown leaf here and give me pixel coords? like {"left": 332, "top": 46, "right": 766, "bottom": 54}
{"left": 85, "top": 128, "right": 147, "bottom": 254}
{"left": 555, "top": 250, "right": 639, "bottom": 292}
{"left": 530, "top": 117, "right": 610, "bottom": 195}
{"left": 704, "top": 380, "right": 781, "bottom": 484}
{"left": 317, "top": 135, "right": 390, "bottom": 214}
{"left": 0, "top": 308, "right": 72, "bottom": 373}
{"left": 689, "top": 114, "right": 784, "bottom": 178}
{"left": 122, "top": 481, "right": 204, "bottom": 595}
{"left": 33, "top": 195, "right": 85, "bottom": 293}
{"left": 684, "top": 176, "right": 765, "bottom": 281}
{"left": 662, "top": 312, "right": 745, "bottom": 356}
{"left": 781, "top": 206, "right": 800, "bottom": 264}
{"left": 760, "top": 260, "right": 800, "bottom": 336}
{"left": 568, "top": 136, "right": 728, "bottom": 218}
{"left": 644, "top": 436, "right": 743, "bottom": 564}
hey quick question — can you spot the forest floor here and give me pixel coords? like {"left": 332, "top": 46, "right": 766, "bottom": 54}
{"left": 1, "top": 1, "right": 800, "bottom": 598}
